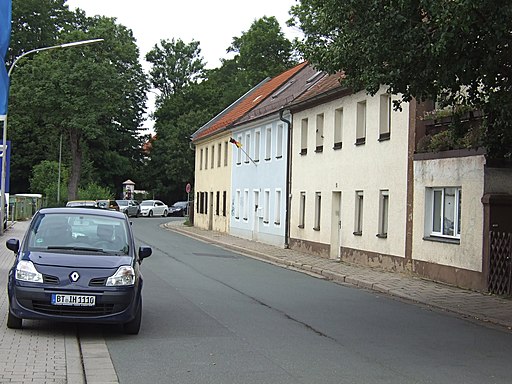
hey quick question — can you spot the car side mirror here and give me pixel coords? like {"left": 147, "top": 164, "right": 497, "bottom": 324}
{"left": 6, "top": 238, "right": 20, "bottom": 254}
{"left": 138, "top": 246, "right": 152, "bottom": 262}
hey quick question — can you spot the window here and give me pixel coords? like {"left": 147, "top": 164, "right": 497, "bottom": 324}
{"left": 263, "top": 190, "right": 270, "bottom": 224}
{"left": 200, "top": 149, "right": 203, "bottom": 170}
{"left": 429, "top": 187, "right": 461, "bottom": 239}
{"left": 222, "top": 191, "right": 227, "bottom": 216}
{"left": 216, "top": 191, "right": 220, "bottom": 216}
{"left": 235, "top": 190, "right": 240, "bottom": 219}
{"left": 245, "top": 134, "right": 251, "bottom": 163}
{"left": 196, "top": 192, "right": 200, "bottom": 213}
{"left": 265, "top": 127, "right": 272, "bottom": 160}
{"left": 356, "top": 101, "right": 366, "bottom": 145}
{"left": 276, "top": 124, "right": 283, "bottom": 158}
{"left": 315, "top": 113, "right": 324, "bottom": 152}
{"left": 354, "top": 191, "right": 364, "bottom": 235}
{"left": 299, "top": 192, "right": 306, "bottom": 228}
{"left": 211, "top": 145, "right": 215, "bottom": 169}
{"left": 274, "top": 190, "right": 281, "bottom": 225}
{"left": 254, "top": 131, "right": 260, "bottom": 162}
{"left": 314, "top": 192, "right": 321, "bottom": 230}
{"left": 243, "top": 190, "right": 249, "bottom": 220}
{"left": 378, "top": 190, "right": 389, "bottom": 238}
{"left": 204, "top": 192, "right": 208, "bottom": 215}
{"left": 300, "top": 118, "right": 308, "bottom": 155}
{"left": 205, "top": 147, "right": 209, "bottom": 169}
{"left": 236, "top": 135, "right": 242, "bottom": 164}
{"left": 224, "top": 141, "right": 228, "bottom": 166}
{"left": 379, "top": 94, "right": 391, "bottom": 141}
{"left": 334, "top": 108, "right": 343, "bottom": 149}
{"left": 217, "top": 143, "right": 222, "bottom": 167}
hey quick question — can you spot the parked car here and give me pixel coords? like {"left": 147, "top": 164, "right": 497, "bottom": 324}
{"left": 96, "top": 199, "right": 120, "bottom": 211}
{"left": 116, "top": 200, "right": 140, "bottom": 217}
{"left": 139, "top": 200, "right": 168, "bottom": 217}
{"left": 66, "top": 200, "right": 97, "bottom": 208}
{"left": 167, "top": 201, "right": 189, "bottom": 217}
{"left": 5, "top": 207, "right": 152, "bottom": 334}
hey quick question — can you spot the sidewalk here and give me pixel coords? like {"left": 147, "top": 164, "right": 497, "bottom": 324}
{"left": 164, "top": 220, "right": 512, "bottom": 331}
{"left": 0, "top": 220, "right": 118, "bottom": 384}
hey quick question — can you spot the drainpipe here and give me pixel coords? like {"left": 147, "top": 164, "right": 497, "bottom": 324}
{"left": 279, "top": 109, "right": 291, "bottom": 249}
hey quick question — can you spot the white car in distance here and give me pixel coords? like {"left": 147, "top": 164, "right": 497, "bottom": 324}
{"left": 139, "top": 200, "right": 168, "bottom": 217}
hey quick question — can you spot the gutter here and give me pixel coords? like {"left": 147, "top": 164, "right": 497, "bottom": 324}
{"left": 279, "top": 108, "right": 291, "bottom": 249}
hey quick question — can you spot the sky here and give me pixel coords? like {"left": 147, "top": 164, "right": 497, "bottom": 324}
{"left": 65, "top": 0, "right": 302, "bottom": 131}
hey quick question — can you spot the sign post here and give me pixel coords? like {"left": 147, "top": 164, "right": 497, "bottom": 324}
{"left": 185, "top": 183, "right": 191, "bottom": 217}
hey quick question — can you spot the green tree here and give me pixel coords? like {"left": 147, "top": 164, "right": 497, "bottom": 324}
{"left": 289, "top": 0, "right": 512, "bottom": 158}
{"left": 145, "top": 38, "right": 205, "bottom": 102}
{"left": 228, "top": 16, "right": 298, "bottom": 87}
{"left": 9, "top": 13, "right": 148, "bottom": 199}
{"left": 30, "top": 160, "right": 69, "bottom": 207}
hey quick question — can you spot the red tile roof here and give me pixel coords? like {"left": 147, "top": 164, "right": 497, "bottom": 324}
{"left": 192, "top": 62, "right": 309, "bottom": 142}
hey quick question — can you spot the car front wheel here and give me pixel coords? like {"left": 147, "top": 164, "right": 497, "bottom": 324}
{"left": 148, "top": 210, "right": 153, "bottom": 217}
{"left": 124, "top": 297, "right": 142, "bottom": 335}
{"left": 7, "top": 310, "right": 22, "bottom": 329}
{"left": 162, "top": 209, "right": 168, "bottom": 217}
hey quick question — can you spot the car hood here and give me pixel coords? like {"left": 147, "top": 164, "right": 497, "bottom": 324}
{"left": 25, "top": 251, "right": 133, "bottom": 269}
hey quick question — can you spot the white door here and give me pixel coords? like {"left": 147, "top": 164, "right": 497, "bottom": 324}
{"left": 330, "top": 192, "right": 342, "bottom": 259}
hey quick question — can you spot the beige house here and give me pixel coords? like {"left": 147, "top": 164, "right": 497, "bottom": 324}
{"left": 288, "top": 74, "right": 413, "bottom": 269}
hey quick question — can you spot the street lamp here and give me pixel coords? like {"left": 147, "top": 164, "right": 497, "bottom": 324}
{"left": 0, "top": 38, "right": 104, "bottom": 234}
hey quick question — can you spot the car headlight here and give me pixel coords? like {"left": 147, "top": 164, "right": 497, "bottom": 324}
{"left": 16, "top": 260, "right": 43, "bottom": 283}
{"left": 106, "top": 266, "right": 135, "bottom": 286}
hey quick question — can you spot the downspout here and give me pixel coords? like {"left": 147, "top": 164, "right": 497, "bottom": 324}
{"left": 279, "top": 109, "right": 291, "bottom": 249}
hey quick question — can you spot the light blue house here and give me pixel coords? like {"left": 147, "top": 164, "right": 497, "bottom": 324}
{"left": 229, "top": 63, "right": 324, "bottom": 246}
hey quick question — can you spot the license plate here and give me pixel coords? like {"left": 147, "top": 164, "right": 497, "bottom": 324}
{"left": 51, "top": 294, "right": 96, "bottom": 306}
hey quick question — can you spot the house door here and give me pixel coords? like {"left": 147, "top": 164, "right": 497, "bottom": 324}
{"left": 208, "top": 192, "right": 214, "bottom": 230}
{"left": 252, "top": 190, "right": 260, "bottom": 241}
{"left": 330, "top": 191, "right": 342, "bottom": 259}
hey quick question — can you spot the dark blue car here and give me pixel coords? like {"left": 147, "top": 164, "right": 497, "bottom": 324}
{"left": 5, "top": 207, "right": 152, "bottom": 334}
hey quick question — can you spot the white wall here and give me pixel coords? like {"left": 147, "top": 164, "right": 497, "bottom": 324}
{"left": 412, "top": 154, "right": 485, "bottom": 271}
{"left": 290, "top": 86, "right": 410, "bottom": 259}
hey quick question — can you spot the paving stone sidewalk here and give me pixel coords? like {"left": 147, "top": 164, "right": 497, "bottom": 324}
{"left": 164, "top": 220, "right": 512, "bottom": 331}
{"left": 0, "top": 220, "right": 118, "bottom": 384}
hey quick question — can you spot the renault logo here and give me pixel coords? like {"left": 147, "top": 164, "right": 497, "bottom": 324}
{"left": 70, "top": 272, "right": 80, "bottom": 282}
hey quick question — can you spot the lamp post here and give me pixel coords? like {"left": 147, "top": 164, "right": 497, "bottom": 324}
{"left": 0, "top": 38, "right": 104, "bottom": 234}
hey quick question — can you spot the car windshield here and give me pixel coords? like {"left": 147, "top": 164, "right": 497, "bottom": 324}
{"left": 117, "top": 200, "right": 129, "bottom": 206}
{"left": 27, "top": 213, "right": 129, "bottom": 254}
{"left": 140, "top": 201, "right": 153, "bottom": 206}
{"left": 173, "top": 202, "right": 187, "bottom": 207}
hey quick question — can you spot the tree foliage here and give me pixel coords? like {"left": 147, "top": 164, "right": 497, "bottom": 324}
{"left": 146, "top": 38, "right": 205, "bottom": 102}
{"left": 289, "top": 0, "right": 512, "bottom": 158}
{"left": 9, "top": 9, "right": 148, "bottom": 200}
{"left": 228, "top": 16, "right": 297, "bottom": 87}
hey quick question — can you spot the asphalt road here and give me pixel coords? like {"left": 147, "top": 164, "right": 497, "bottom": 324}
{"left": 101, "top": 217, "right": 512, "bottom": 384}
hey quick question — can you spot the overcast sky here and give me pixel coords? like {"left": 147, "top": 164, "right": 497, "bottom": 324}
{"left": 66, "top": 0, "right": 301, "bottom": 69}
{"left": 65, "top": 0, "right": 302, "bottom": 131}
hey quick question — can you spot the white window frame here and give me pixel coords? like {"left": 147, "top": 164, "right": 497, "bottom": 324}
{"left": 428, "top": 187, "right": 461, "bottom": 239}
{"left": 274, "top": 189, "right": 281, "bottom": 225}
{"left": 235, "top": 190, "right": 241, "bottom": 220}
{"left": 245, "top": 133, "right": 251, "bottom": 164}
{"left": 254, "top": 130, "right": 260, "bottom": 162}
{"left": 315, "top": 113, "right": 324, "bottom": 152}
{"left": 205, "top": 147, "right": 209, "bottom": 169}
{"left": 299, "top": 192, "right": 306, "bottom": 228}
{"left": 300, "top": 118, "right": 308, "bottom": 155}
{"left": 217, "top": 143, "right": 222, "bottom": 167}
{"left": 263, "top": 190, "right": 270, "bottom": 224}
{"left": 265, "top": 127, "right": 272, "bottom": 160}
{"left": 314, "top": 192, "right": 321, "bottom": 230}
{"left": 243, "top": 189, "right": 249, "bottom": 220}
{"left": 379, "top": 94, "right": 391, "bottom": 140}
{"left": 378, "top": 190, "right": 389, "bottom": 238}
{"left": 356, "top": 101, "right": 366, "bottom": 145}
{"left": 276, "top": 124, "right": 284, "bottom": 158}
{"left": 334, "top": 107, "right": 343, "bottom": 149}
{"left": 236, "top": 135, "right": 242, "bottom": 165}
{"left": 354, "top": 190, "right": 364, "bottom": 235}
